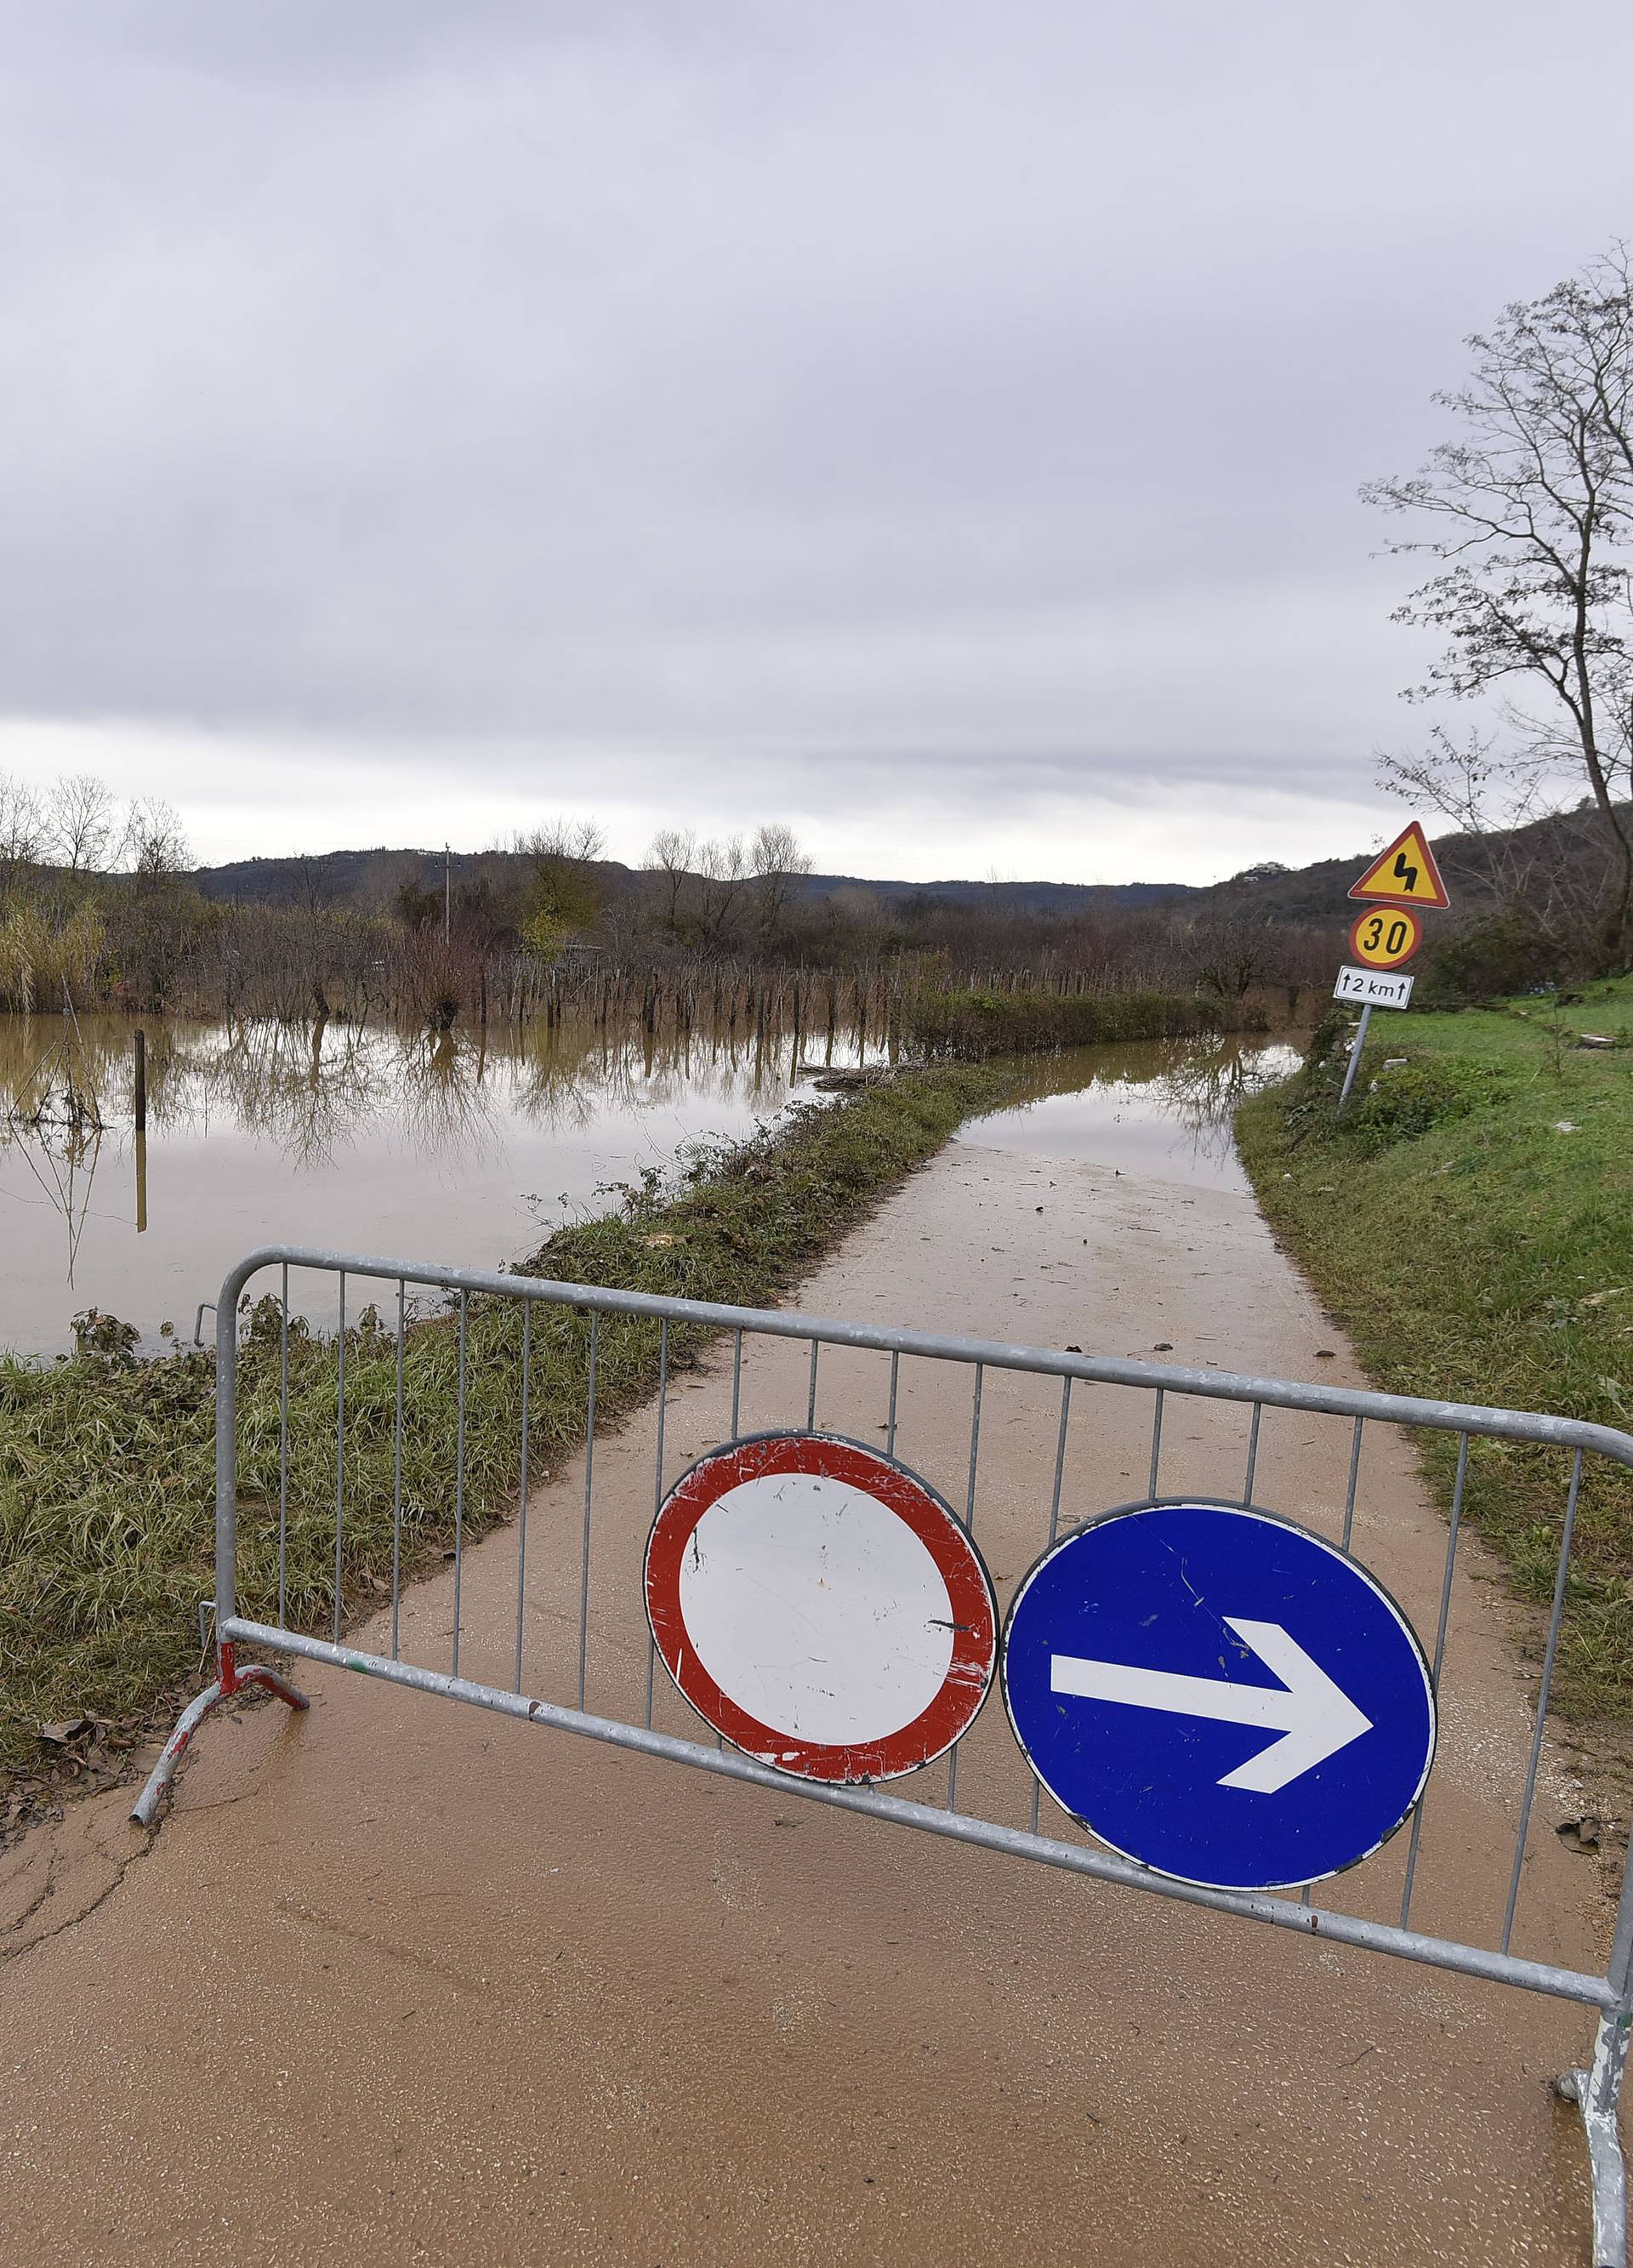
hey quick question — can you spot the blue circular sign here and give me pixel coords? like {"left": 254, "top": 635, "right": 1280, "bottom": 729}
{"left": 1003, "top": 1499, "right": 1436, "bottom": 1892}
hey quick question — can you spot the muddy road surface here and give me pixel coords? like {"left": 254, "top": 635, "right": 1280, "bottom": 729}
{"left": 1, "top": 1134, "right": 1614, "bottom": 2265}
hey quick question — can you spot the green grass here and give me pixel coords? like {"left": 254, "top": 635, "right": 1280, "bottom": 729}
{"left": 0, "top": 1065, "right": 1005, "bottom": 1777}
{"left": 906, "top": 984, "right": 1263, "bottom": 1059}
{"left": 1236, "top": 977, "right": 1633, "bottom": 1717}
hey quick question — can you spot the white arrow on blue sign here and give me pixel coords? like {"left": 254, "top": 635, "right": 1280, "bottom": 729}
{"left": 1003, "top": 1499, "right": 1437, "bottom": 1891}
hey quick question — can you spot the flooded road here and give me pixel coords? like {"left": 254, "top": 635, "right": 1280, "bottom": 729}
{"left": 0, "top": 1015, "right": 1297, "bottom": 1356}
{"left": 961, "top": 1033, "right": 1301, "bottom": 1190}
{"left": 3, "top": 1082, "right": 1596, "bottom": 2268}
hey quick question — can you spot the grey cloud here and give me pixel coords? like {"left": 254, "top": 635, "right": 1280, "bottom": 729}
{"left": 2, "top": 0, "right": 1630, "bottom": 838}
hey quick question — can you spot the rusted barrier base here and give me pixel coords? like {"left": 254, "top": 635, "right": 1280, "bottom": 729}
{"left": 130, "top": 1644, "right": 309, "bottom": 1829}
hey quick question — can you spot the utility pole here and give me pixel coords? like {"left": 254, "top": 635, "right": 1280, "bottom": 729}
{"left": 444, "top": 843, "right": 451, "bottom": 946}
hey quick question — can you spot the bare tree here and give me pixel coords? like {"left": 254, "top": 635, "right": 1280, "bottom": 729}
{"left": 645, "top": 828, "right": 696, "bottom": 943}
{"left": 748, "top": 821, "right": 814, "bottom": 951}
{"left": 1180, "top": 914, "right": 1282, "bottom": 1001}
{"left": 641, "top": 829, "right": 754, "bottom": 954}
{"left": 1363, "top": 246, "right": 1633, "bottom": 965}
{"left": 692, "top": 835, "right": 751, "bottom": 951}
{"left": 0, "top": 772, "right": 44, "bottom": 895}
{"left": 48, "top": 773, "right": 118, "bottom": 873}
{"left": 1376, "top": 723, "right": 1604, "bottom": 947}
{"left": 120, "top": 797, "right": 193, "bottom": 882}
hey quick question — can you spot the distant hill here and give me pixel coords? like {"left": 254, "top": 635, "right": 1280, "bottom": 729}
{"left": 189, "top": 801, "right": 1624, "bottom": 928}
{"left": 190, "top": 846, "right": 1200, "bottom": 917}
{"left": 797, "top": 873, "right": 1196, "bottom": 912}
{"left": 1190, "top": 801, "right": 1624, "bottom": 926}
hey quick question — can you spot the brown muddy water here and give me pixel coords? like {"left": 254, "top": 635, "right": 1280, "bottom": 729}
{"left": 959, "top": 1033, "right": 1302, "bottom": 1191}
{"left": 0, "top": 1014, "right": 1298, "bottom": 1357}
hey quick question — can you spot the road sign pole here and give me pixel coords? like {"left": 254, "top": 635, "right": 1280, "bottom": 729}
{"left": 1338, "top": 1003, "right": 1372, "bottom": 1109}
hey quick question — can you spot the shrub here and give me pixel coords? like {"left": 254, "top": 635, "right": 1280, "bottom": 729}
{"left": 906, "top": 986, "right": 1262, "bottom": 1060}
{"left": 1417, "top": 915, "right": 1571, "bottom": 1006}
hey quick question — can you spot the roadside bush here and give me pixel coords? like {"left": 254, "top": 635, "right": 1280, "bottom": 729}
{"left": 1344, "top": 1060, "right": 1488, "bottom": 1154}
{"left": 906, "top": 985, "right": 1261, "bottom": 1060}
{"left": 1416, "top": 915, "right": 1572, "bottom": 1006}
{"left": 1276, "top": 1023, "right": 1501, "bottom": 1154}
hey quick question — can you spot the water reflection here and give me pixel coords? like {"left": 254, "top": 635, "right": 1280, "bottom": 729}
{"left": 959, "top": 1034, "right": 1302, "bottom": 1192}
{"left": 0, "top": 1018, "right": 114, "bottom": 1288}
{"left": 0, "top": 1010, "right": 873, "bottom": 1356}
{"left": 0, "top": 1015, "right": 1298, "bottom": 1357}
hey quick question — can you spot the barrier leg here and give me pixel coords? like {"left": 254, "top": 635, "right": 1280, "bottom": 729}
{"left": 130, "top": 1642, "right": 309, "bottom": 1829}
{"left": 1559, "top": 2010, "right": 1630, "bottom": 2268}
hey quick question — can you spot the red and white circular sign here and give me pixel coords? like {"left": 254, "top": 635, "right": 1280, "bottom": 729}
{"left": 645, "top": 1432, "right": 998, "bottom": 1784}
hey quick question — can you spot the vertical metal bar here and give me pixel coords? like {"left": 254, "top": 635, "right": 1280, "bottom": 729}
{"left": 1242, "top": 1401, "right": 1262, "bottom": 1504}
{"left": 646, "top": 1319, "right": 668, "bottom": 1729}
{"left": 1573, "top": 1813, "right": 1633, "bottom": 2262}
{"left": 964, "top": 1364, "right": 984, "bottom": 1530}
{"left": 886, "top": 1350, "right": 901, "bottom": 1459}
{"left": 277, "top": 1262, "right": 289, "bottom": 1628}
{"left": 513, "top": 1300, "right": 532, "bottom": 1694}
{"left": 390, "top": 1279, "right": 405, "bottom": 1661}
{"left": 1606, "top": 1788, "right": 1633, "bottom": 2008}
{"left": 1048, "top": 1376, "right": 1073, "bottom": 1547}
{"left": 332, "top": 1270, "right": 346, "bottom": 1645}
{"left": 947, "top": 1362, "right": 986, "bottom": 1817}
{"left": 807, "top": 1338, "right": 820, "bottom": 1430}
{"left": 578, "top": 1310, "right": 599, "bottom": 1711}
{"left": 1573, "top": 2012, "right": 1630, "bottom": 2268}
{"left": 1147, "top": 1388, "right": 1164, "bottom": 1497}
{"left": 1502, "top": 1449, "right": 1585, "bottom": 1954}
{"left": 214, "top": 1277, "right": 240, "bottom": 1653}
{"left": 1398, "top": 1432, "right": 1470, "bottom": 1929}
{"left": 451, "top": 1290, "right": 468, "bottom": 1677}
{"left": 1342, "top": 1417, "right": 1363, "bottom": 1551}
{"left": 731, "top": 1328, "right": 743, "bottom": 1438}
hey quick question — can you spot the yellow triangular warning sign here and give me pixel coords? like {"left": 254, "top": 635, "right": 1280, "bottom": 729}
{"left": 1348, "top": 823, "right": 1450, "bottom": 909}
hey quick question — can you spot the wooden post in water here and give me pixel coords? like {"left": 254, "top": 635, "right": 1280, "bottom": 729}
{"left": 134, "top": 1028, "right": 147, "bottom": 1131}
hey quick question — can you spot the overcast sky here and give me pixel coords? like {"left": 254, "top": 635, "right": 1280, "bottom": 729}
{"left": 3, "top": 2, "right": 1630, "bottom": 882}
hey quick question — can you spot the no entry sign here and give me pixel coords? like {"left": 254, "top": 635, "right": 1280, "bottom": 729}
{"left": 645, "top": 1433, "right": 997, "bottom": 1782}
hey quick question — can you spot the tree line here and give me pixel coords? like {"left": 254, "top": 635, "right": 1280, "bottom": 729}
{"left": 0, "top": 786, "right": 1342, "bottom": 1026}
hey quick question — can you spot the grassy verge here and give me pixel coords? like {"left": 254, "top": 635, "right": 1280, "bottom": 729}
{"left": 1235, "top": 976, "right": 1633, "bottom": 1718}
{"left": 907, "top": 984, "right": 1263, "bottom": 1060}
{"left": 0, "top": 1065, "right": 1005, "bottom": 1781}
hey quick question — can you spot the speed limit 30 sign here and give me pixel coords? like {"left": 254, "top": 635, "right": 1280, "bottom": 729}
{"left": 1347, "top": 907, "right": 1421, "bottom": 972}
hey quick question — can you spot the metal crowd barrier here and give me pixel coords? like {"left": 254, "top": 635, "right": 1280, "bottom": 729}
{"left": 136, "top": 1244, "right": 1633, "bottom": 2265}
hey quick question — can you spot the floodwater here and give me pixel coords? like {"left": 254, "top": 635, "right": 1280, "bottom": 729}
{"left": 0, "top": 1015, "right": 1297, "bottom": 1358}
{"left": 0, "top": 1012, "right": 874, "bottom": 1358}
{"left": 961, "top": 1033, "right": 1302, "bottom": 1192}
